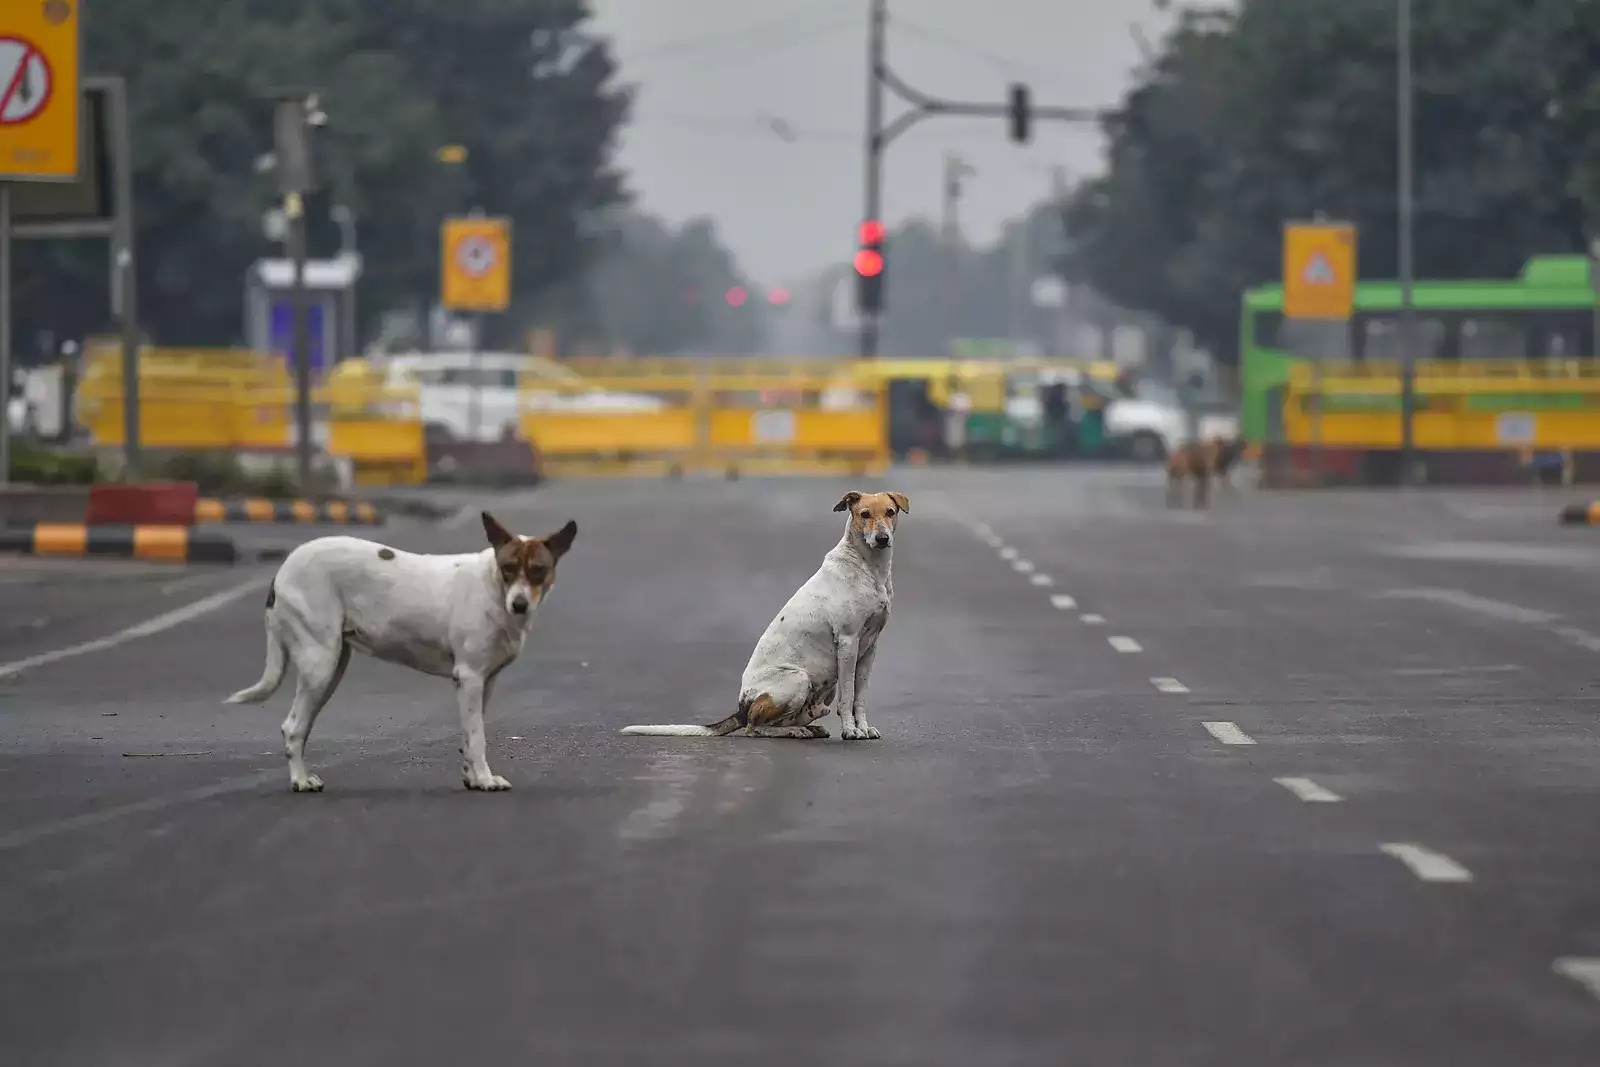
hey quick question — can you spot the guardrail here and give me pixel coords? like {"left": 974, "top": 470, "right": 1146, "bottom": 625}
{"left": 1282, "top": 362, "right": 1600, "bottom": 450}
{"left": 518, "top": 367, "right": 889, "bottom": 477}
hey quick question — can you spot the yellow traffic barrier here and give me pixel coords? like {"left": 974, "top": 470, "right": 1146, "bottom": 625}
{"left": 76, "top": 350, "right": 427, "bottom": 486}
{"left": 519, "top": 365, "right": 889, "bottom": 477}
{"left": 1283, "top": 360, "right": 1600, "bottom": 450}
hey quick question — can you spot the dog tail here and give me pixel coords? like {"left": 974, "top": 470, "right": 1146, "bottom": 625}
{"left": 224, "top": 597, "right": 288, "bottom": 705}
{"left": 619, "top": 711, "right": 744, "bottom": 737}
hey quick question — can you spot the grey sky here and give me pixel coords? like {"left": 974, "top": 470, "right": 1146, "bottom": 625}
{"left": 590, "top": 1, "right": 1172, "bottom": 288}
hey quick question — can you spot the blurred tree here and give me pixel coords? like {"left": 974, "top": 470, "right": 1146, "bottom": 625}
{"left": 1066, "top": 0, "right": 1600, "bottom": 364}
{"left": 578, "top": 211, "right": 765, "bottom": 356}
{"left": 10, "top": 0, "right": 629, "bottom": 352}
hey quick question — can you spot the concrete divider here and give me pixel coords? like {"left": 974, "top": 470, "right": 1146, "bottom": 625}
{"left": 0, "top": 523, "right": 238, "bottom": 563}
{"left": 0, "top": 485, "right": 91, "bottom": 525}
{"left": 1558, "top": 502, "right": 1600, "bottom": 526}
{"left": 86, "top": 482, "right": 200, "bottom": 526}
{"left": 193, "top": 498, "right": 384, "bottom": 526}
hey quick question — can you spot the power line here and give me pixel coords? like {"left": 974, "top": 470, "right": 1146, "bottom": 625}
{"left": 890, "top": 15, "right": 1069, "bottom": 86}
{"left": 617, "top": 2, "right": 859, "bottom": 68}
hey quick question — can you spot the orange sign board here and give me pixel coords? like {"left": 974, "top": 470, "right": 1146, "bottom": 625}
{"left": 441, "top": 216, "right": 512, "bottom": 312}
{"left": 0, "top": 0, "right": 80, "bottom": 181}
{"left": 1282, "top": 221, "right": 1357, "bottom": 321}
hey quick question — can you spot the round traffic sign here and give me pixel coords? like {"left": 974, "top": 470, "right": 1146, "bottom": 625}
{"left": 0, "top": 36, "right": 54, "bottom": 127}
{"left": 455, "top": 235, "right": 498, "bottom": 278}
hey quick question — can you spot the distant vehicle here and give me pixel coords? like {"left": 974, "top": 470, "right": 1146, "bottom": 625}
{"left": 1102, "top": 379, "right": 1239, "bottom": 463}
{"left": 362, "top": 351, "right": 664, "bottom": 442}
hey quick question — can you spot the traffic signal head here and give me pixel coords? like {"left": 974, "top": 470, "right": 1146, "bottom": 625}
{"left": 1008, "top": 83, "right": 1031, "bottom": 144}
{"left": 855, "top": 219, "right": 886, "bottom": 315}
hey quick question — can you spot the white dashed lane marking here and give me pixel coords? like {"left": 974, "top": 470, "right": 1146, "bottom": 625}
{"left": 999, "top": 547, "right": 1018, "bottom": 561}
{"left": 1029, "top": 573, "right": 1053, "bottom": 587}
{"left": 1108, "top": 636, "right": 1142, "bottom": 653}
{"left": 1379, "top": 843, "right": 1473, "bottom": 883}
{"left": 1150, "top": 676, "right": 1188, "bottom": 693}
{"left": 1012, "top": 559, "right": 1036, "bottom": 574}
{"left": 1202, "top": 721, "right": 1255, "bottom": 745}
{"left": 1050, "top": 594, "right": 1076, "bottom": 610}
{"left": 1081, "top": 614, "right": 1106, "bottom": 626}
{"left": 1554, "top": 958, "right": 1600, "bottom": 1002}
{"left": 1274, "top": 776, "right": 1343, "bottom": 803}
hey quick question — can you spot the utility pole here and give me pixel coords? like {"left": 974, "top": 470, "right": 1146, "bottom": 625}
{"left": 1396, "top": 0, "right": 1418, "bottom": 485}
{"left": 861, "top": 0, "right": 887, "bottom": 358}
{"left": 940, "top": 152, "right": 974, "bottom": 246}
{"left": 860, "top": 0, "right": 1101, "bottom": 358}
{"left": 272, "top": 91, "right": 325, "bottom": 490}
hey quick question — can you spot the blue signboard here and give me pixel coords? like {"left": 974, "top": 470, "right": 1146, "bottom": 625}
{"left": 268, "top": 300, "right": 326, "bottom": 371}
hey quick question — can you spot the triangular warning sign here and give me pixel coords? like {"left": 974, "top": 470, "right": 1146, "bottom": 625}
{"left": 1303, "top": 251, "right": 1337, "bottom": 285}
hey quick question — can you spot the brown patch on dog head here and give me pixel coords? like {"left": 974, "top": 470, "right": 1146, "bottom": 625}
{"left": 492, "top": 520, "right": 577, "bottom": 595}
{"left": 377, "top": 547, "right": 396, "bottom": 561}
{"left": 838, "top": 491, "right": 906, "bottom": 541}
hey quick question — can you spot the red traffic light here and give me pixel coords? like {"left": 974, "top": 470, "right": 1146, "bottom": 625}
{"left": 724, "top": 285, "right": 748, "bottom": 307}
{"left": 853, "top": 249, "right": 884, "bottom": 277}
{"left": 768, "top": 286, "right": 791, "bottom": 306}
{"left": 857, "top": 219, "right": 885, "bottom": 245}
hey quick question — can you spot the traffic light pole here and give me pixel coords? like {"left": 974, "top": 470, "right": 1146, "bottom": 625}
{"left": 860, "top": 0, "right": 1101, "bottom": 358}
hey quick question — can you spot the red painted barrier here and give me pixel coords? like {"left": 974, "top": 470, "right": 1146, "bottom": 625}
{"left": 85, "top": 482, "right": 200, "bottom": 527}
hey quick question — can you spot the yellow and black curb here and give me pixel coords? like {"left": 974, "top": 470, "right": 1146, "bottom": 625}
{"left": 194, "top": 498, "right": 383, "bottom": 526}
{"left": 1558, "top": 502, "right": 1600, "bottom": 526}
{"left": 0, "top": 523, "right": 239, "bottom": 563}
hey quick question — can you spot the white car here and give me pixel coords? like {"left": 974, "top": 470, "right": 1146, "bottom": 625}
{"left": 375, "top": 351, "right": 664, "bottom": 442}
{"left": 1102, "top": 381, "right": 1238, "bottom": 462}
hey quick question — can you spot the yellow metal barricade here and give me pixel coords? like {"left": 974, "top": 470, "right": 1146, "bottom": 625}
{"left": 322, "top": 381, "right": 427, "bottom": 485}
{"left": 1282, "top": 359, "right": 1600, "bottom": 449}
{"left": 519, "top": 363, "right": 889, "bottom": 477}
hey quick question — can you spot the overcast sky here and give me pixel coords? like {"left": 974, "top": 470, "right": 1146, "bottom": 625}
{"left": 589, "top": 0, "right": 1173, "bottom": 288}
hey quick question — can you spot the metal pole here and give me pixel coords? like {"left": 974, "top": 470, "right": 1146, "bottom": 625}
{"left": 0, "top": 185, "right": 11, "bottom": 486}
{"left": 860, "top": 0, "right": 886, "bottom": 359}
{"left": 1397, "top": 0, "right": 1418, "bottom": 485}
{"left": 286, "top": 191, "right": 313, "bottom": 488}
{"left": 110, "top": 79, "right": 140, "bottom": 477}
{"left": 469, "top": 314, "right": 483, "bottom": 443}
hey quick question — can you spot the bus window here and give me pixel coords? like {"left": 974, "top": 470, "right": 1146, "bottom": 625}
{"left": 1459, "top": 317, "right": 1528, "bottom": 359}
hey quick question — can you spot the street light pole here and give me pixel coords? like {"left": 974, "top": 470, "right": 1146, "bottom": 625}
{"left": 1397, "top": 0, "right": 1418, "bottom": 485}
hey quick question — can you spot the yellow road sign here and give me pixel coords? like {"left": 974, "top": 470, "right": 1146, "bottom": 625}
{"left": 0, "top": 0, "right": 80, "bottom": 181}
{"left": 1282, "top": 221, "right": 1357, "bottom": 321}
{"left": 441, "top": 216, "right": 511, "bottom": 312}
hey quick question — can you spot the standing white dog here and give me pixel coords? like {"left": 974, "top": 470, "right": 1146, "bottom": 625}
{"left": 225, "top": 512, "right": 577, "bottom": 792}
{"left": 620, "top": 490, "right": 907, "bottom": 740}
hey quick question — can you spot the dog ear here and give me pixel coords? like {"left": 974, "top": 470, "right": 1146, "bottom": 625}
{"left": 833, "top": 491, "right": 863, "bottom": 513}
{"left": 886, "top": 492, "right": 910, "bottom": 514}
{"left": 481, "top": 511, "right": 515, "bottom": 550}
{"left": 543, "top": 519, "right": 578, "bottom": 560}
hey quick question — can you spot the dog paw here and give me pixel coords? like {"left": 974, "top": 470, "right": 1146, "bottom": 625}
{"left": 840, "top": 726, "right": 868, "bottom": 741}
{"left": 290, "top": 775, "right": 324, "bottom": 793}
{"left": 860, "top": 724, "right": 882, "bottom": 740}
{"left": 463, "top": 773, "right": 512, "bottom": 791}
{"left": 805, "top": 724, "right": 830, "bottom": 739}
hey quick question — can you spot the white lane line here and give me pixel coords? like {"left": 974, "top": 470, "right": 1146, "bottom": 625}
{"left": 1554, "top": 958, "right": 1600, "bottom": 1002}
{"left": 1375, "top": 587, "right": 1557, "bottom": 625}
{"left": 998, "top": 546, "right": 1018, "bottom": 561}
{"left": 1108, "top": 636, "right": 1142, "bottom": 653}
{"left": 1379, "top": 842, "right": 1473, "bottom": 883}
{"left": 1012, "top": 559, "right": 1035, "bottom": 574}
{"left": 1150, "top": 676, "right": 1189, "bottom": 693}
{"left": 1202, "top": 720, "right": 1255, "bottom": 745}
{"left": 1050, "top": 594, "right": 1077, "bottom": 610}
{"left": 1029, "top": 573, "right": 1053, "bottom": 587}
{"left": 1081, "top": 614, "right": 1106, "bottom": 625}
{"left": 0, "top": 576, "right": 273, "bottom": 681}
{"left": 1274, "top": 776, "right": 1343, "bottom": 803}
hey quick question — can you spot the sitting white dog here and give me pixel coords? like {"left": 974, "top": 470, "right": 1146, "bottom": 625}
{"left": 620, "top": 490, "right": 907, "bottom": 740}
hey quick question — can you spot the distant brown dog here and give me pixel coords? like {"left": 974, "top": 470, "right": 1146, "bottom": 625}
{"left": 1167, "top": 436, "right": 1245, "bottom": 508}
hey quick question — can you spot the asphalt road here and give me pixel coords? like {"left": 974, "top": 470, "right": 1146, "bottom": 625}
{"left": 3, "top": 467, "right": 1600, "bottom": 1065}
